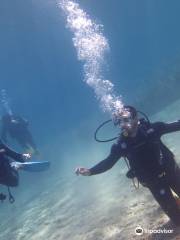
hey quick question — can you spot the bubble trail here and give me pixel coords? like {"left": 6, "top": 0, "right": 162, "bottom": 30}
{"left": 59, "top": 0, "right": 124, "bottom": 117}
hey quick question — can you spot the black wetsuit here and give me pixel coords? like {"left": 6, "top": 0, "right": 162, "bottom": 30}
{"left": 0, "top": 141, "right": 24, "bottom": 187}
{"left": 89, "top": 120, "right": 180, "bottom": 225}
{"left": 1, "top": 114, "right": 38, "bottom": 154}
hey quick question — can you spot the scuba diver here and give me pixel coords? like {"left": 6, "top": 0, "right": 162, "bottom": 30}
{"left": 0, "top": 140, "right": 30, "bottom": 202}
{"left": 0, "top": 89, "right": 39, "bottom": 155}
{"left": 75, "top": 105, "right": 180, "bottom": 226}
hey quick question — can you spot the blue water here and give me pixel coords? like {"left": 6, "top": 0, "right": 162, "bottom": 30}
{"left": 0, "top": 0, "right": 180, "bottom": 239}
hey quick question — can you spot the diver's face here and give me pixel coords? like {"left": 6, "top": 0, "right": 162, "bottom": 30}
{"left": 120, "top": 113, "right": 138, "bottom": 137}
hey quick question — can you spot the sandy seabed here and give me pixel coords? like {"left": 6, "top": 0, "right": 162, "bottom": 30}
{"left": 1, "top": 100, "right": 180, "bottom": 240}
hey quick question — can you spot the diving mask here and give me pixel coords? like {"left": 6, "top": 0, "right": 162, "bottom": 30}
{"left": 113, "top": 109, "right": 134, "bottom": 127}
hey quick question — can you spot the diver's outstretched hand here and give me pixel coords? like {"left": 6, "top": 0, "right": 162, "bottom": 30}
{"left": 22, "top": 153, "right": 31, "bottom": 161}
{"left": 75, "top": 167, "right": 91, "bottom": 176}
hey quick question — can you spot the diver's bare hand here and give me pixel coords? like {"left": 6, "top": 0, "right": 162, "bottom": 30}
{"left": 75, "top": 167, "right": 91, "bottom": 176}
{"left": 22, "top": 153, "right": 31, "bottom": 161}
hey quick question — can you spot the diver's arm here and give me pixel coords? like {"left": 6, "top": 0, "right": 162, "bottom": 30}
{"left": 0, "top": 142, "right": 25, "bottom": 162}
{"left": 89, "top": 144, "right": 122, "bottom": 175}
{"left": 155, "top": 121, "right": 180, "bottom": 136}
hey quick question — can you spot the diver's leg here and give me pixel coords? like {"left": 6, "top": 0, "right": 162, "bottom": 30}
{"left": 165, "top": 158, "right": 180, "bottom": 197}
{"left": 169, "top": 165, "right": 180, "bottom": 197}
{"left": 147, "top": 176, "right": 180, "bottom": 226}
